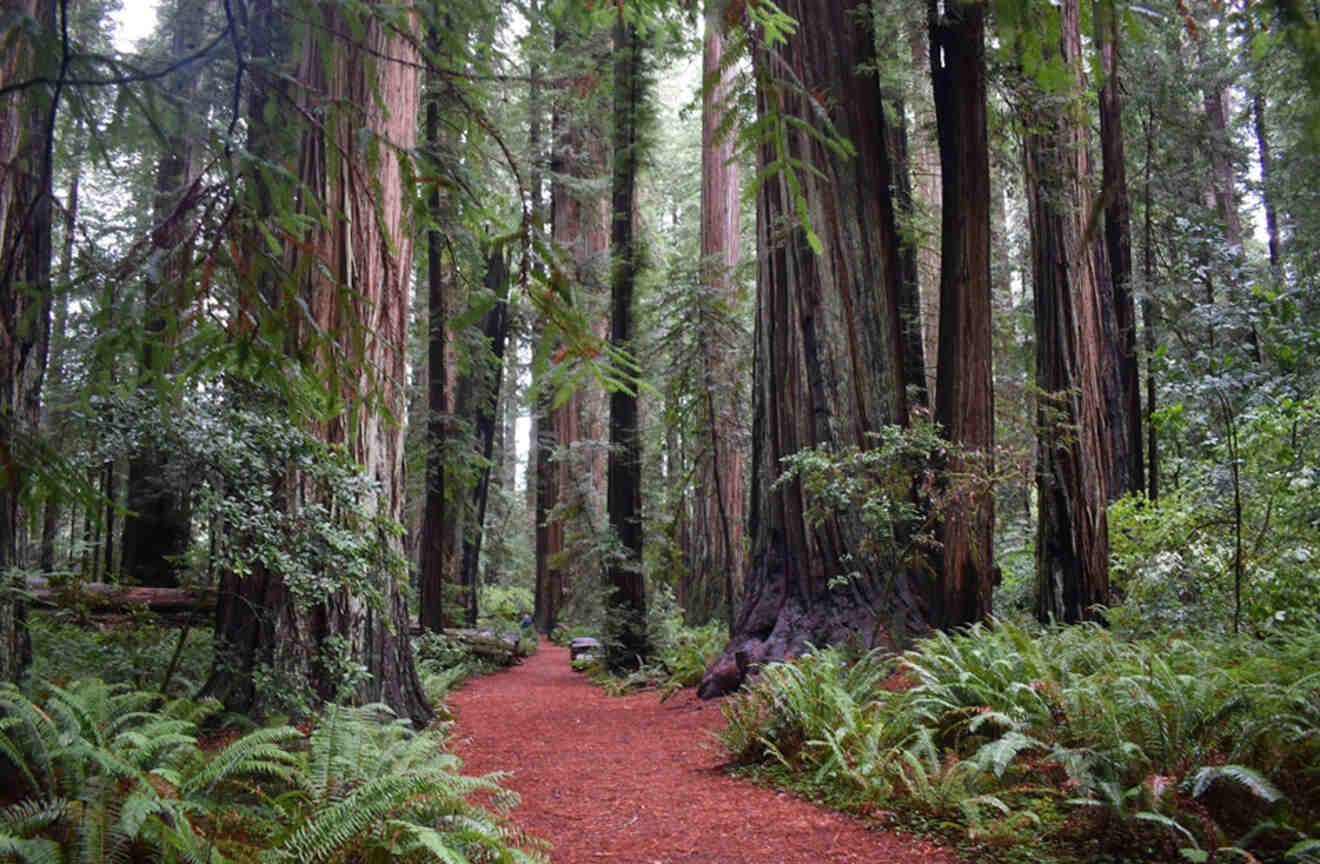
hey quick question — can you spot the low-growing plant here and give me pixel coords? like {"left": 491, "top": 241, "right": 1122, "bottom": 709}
{"left": 715, "top": 618, "right": 1320, "bottom": 862}
{"left": 0, "top": 678, "right": 546, "bottom": 864}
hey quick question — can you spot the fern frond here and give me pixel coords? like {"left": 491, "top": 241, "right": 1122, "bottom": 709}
{"left": 0, "top": 799, "right": 70, "bottom": 837}
{"left": 973, "top": 731, "right": 1045, "bottom": 778}
{"left": 182, "top": 726, "right": 303, "bottom": 798}
{"left": 1184, "top": 764, "right": 1282, "bottom": 802}
{"left": 0, "top": 833, "right": 62, "bottom": 864}
{"left": 262, "top": 773, "right": 428, "bottom": 864}
{"left": 1135, "top": 811, "right": 1200, "bottom": 848}
{"left": 0, "top": 685, "right": 58, "bottom": 798}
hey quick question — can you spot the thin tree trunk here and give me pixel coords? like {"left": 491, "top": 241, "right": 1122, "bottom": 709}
{"left": 1243, "top": 0, "right": 1281, "bottom": 274}
{"left": 458, "top": 251, "right": 511, "bottom": 625}
{"left": 1142, "top": 110, "right": 1160, "bottom": 502}
{"left": 40, "top": 132, "right": 78, "bottom": 573}
{"left": 419, "top": 31, "right": 449, "bottom": 634}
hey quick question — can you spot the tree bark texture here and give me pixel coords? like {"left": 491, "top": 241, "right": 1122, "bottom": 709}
{"left": 1095, "top": 0, "right": 1143, "bottom": 499}
{"left": 699, "top": 0, "right": 916, "bottom": 697}
{"left": 419, "top": 32, "right": 450, "bottom": 635}
{"left": 698, "top": 0, "right": 744, "bottom": 634}
{"left": 606, "top": 16, "right": 647, "bottom": 668}
{"left": 909, "top": 31, "right": 942, "bottom": 407}
{"left": 458, "top": 251, "right": 511, "bottom": 625}
{"left": 206, "top": 0, "right": 430, "bottom": 725}
{"left": 930, "top": 0, "right": 995, "bottom": 629}
{"left": 1026, "top": 0, "right": 1113, "bottom": 624}
{"left": 0, "top": 0, "right": 54, "bottom": 680}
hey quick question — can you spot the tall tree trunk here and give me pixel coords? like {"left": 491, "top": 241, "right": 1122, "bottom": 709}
{"left": 537, "top": 10, "right": 609, "bottom": 630}
{"left": 1141, "top": 110, "right": 1160, "bottom": 502}
{"left": 1095, "top": 0, "right": 1143, "bottom": 498}
{"left": 419, "top": 30, "right": 450, "bottom": 634}
{"left": 1026, "top": 0, "right": 1113, "bottom": 624}
{"left": 910, "top": 31, "right": 942, "bottom": 406}
{"left": 1202, "top": 85, "right": 1244, "bottom": 251}
{"left": 0, "top": 0, "right": 55, "bottom": 678}
{"left": 40, "top": 124, "right": 79, "bottom": 574}
{"left": 205, "top": 0, "right": 429, "bottom": 726}
{"left": 930, "top": 0, "right": 994, "bottom": 629}
{"left": 699, "top": 0, "right": 916, "bottom": 697}
{"left": 606, "top": 15, "right": 647, "bottom": 669}
{"left": 121, "top": 0, "right": 209, "bottom": 588}
{"left": 883, "top": 20, "right": 927, "bottom": 416}
{"left": 698, "top": 0, "right": 743, "bottom": 635}
{"left": 458, "top": 250, "right": 511, "bottom": 624}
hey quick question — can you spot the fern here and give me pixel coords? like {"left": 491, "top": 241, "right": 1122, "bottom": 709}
{"left": 1183, "top": 764, "right": 1281, "bottom": 802}
{"left": 181, "top": 725, "right": 303, "bottom": 798}
{"left": 0, "top": 833, "right": 62, "bottom": 864}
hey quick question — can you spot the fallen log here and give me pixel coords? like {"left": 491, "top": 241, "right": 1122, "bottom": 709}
{"left": 441, "top": 628, "right": 527, "bottom": 665}
{"left": 25, "top": 577, "right": 216, "bottom": 617}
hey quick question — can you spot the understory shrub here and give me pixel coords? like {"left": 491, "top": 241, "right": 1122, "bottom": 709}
{"left": 717, "top": 618, "right": 1320, "bottom": 862}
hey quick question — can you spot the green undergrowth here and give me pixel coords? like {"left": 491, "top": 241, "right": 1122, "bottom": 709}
{"left": 27, "top": 611, "right": 215, "bottom": 699}
{"left": 716, "top": 618, "right": 1320, "bottom": 863}
{"left": 0, "top": 678, "right": 546, "bottom": 863}
{"left": 571, "top": 620, "right": 727, "bottom": 700}
{"left": 413, "top": 629, "right": 535, "bottom": 716}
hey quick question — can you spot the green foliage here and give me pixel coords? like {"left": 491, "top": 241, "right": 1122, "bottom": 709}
{"left": 717, "top": 619, "right": 1320, "bottom": 861}
{"left": 263, "top": 702, "right": 540, "bottom": 864}
{"left": 1110, "top": 393, "right": 1320, "bottom": 635}
{"left": 412, "top": 632, "right": 510, "bottom": 712}
{"left": 0, "top": 679, "right": 544, "bottom": 864}
{"left": 27, "top": 613, "right": 213, "bottom": 697}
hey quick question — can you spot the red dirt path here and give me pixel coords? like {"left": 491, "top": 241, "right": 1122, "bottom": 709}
{"left": 448, "top": 638, "right": 959, "bottom": 863}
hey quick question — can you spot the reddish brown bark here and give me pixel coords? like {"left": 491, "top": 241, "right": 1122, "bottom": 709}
{"left": 535, "top": 13, "right": 609, "bottom": 633}
{"left": 1026, "top": 0, "right": 1113, "bottom": 624}
{"left": 1095, "top": 0, "right": 1143, "bottom": 499}
{"left": 930, "top": 0, "right": 994, "bottom": 629}
{"left": 1, "top": 0, "right": 53, "bottom": 680}
{"left": 698, "top": 0, "right": 744, "bottom": 632}
{"left": 700, "top": 0, "right": 916, "bottom": 697}
{"left": 122, "top": 0, "right": 209, "bottom": 589}
{"left": 206, "top": 0, "right": 429, "bottom": 725}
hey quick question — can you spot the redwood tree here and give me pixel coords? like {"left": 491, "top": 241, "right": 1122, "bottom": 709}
{"left": 1, "top": 0, "right": 54, "bottom": 681}
{"left": 1095, "top": 0, "right": 1143, "bottom": 499}
{"left": 204, "top": 0, "right": 429, "bottom": 725}
{"left": 929, "top": 0, "right": 995, "bottom": 629}
{"left": 699, "top": 0, "right": 919, "bottom": 697}
{"left": 1025, "top": 0, "right": 1114, "bottom": 623}
{"left": 606, "top": 13, "right": 647, "bottom": 668}
{"left": 697, "top": 0, "right": 744, "bottom": 634}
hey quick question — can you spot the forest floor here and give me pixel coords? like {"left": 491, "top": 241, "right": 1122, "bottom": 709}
{"left": 449, "top": 638, "right": 959, "bottom": 863}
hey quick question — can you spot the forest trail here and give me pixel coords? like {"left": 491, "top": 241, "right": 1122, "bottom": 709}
{"left": 448, "top": 638, "right": 958, "bottom": 863}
